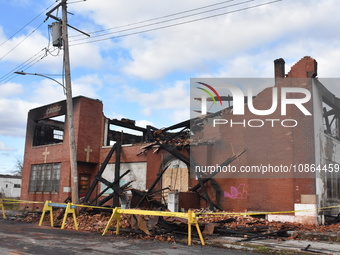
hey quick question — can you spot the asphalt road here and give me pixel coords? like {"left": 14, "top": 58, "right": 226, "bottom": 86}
{"left": 0, "top": 219, "right": 263, "bottom": 255}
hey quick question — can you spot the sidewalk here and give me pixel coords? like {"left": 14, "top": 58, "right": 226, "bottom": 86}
{"left": 205, "top": 235, "right": 340, "bottom": 254}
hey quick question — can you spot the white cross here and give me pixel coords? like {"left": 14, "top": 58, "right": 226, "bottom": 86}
{"left": 42, "top": 147, "right": 50, "bottom": 163}
{"left": 84, "top": 145, "right": 92, "bottom": 162}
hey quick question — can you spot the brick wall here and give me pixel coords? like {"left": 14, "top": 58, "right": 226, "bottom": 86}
{"left": 201, "top": 57, "right": 317, "bottom": 212}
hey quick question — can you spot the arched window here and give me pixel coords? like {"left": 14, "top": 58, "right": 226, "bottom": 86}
{"left": 162, "top": 158, "right": 188, "bottom": 203}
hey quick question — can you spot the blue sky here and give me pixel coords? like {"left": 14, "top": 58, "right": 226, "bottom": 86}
{"left": 0, "top": 0, "right": 340, "bottom": 174}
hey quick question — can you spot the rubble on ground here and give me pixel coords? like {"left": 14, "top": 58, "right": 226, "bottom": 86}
{"left": 7, "top": 208, "right": 340, "bottom": 243}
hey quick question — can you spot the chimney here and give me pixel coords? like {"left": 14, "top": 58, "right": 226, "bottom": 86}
{"left": 274, "top": 58, "right": 285, "bottom": 79}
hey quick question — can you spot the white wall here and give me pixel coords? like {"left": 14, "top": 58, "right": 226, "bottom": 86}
{"left": 313, "top": 80, "right": 340, "bottom": 215}
{"left": 101, "top": 162, "right": 147, "bottom": 194}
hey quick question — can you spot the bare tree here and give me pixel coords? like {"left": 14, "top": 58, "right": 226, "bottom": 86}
{"left": 14, "top": 156, "right": 23, "bottom": 176}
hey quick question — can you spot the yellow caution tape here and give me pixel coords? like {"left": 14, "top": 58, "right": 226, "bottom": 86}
{"left": 102, "top": 207, "right": 205, "bottom": 246}
{"left": 1, "top": 198, "right": 44, "bottom": 204}
{"left": 3, "top": 198, "right": 340, "bottom": 247}
{"left": 2, "top": 198, "right": 340, "bottom": 217}
{"left": 197, "top": 204, "right": 340, "bottom": 218}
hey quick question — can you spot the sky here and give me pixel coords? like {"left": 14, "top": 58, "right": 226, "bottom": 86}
{"left": 0, "top": 0, "right": 340, "bottom": 174}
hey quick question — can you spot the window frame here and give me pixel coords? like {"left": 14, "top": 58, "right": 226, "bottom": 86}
{"left": 29, "top": 163, "right": 61, "bottom": 193}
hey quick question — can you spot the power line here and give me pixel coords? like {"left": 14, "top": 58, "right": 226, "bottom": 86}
{"left": 0, "top": 2, "right": 57, "bottom": 48}
{"left": 1, "top": 0, "right": 282, "bottom": 85}
{"left": 0, "top": 47, "right": 56, "bottom": 85}
{"left": 70, "top": 0, "right": 253, "bottom": 42}
{"left": 0, "top": 21, "right": 45, "bottom": 62}
{"left": 0, "top": 2, "right": 63, "bottom": 85}
{"left": 69, "top": 0, "right": 236, "bottom": 38}
{"left": 70, "top": 0, "right": 282, "bottom": 46}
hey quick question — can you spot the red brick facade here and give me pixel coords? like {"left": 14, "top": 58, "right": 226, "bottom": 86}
{"left": 195, "top": 56, "right": 321, "bottom": 214}
{"left": 20, "top": 96, "right": 194, "bottom": 209}
{"left": 21, "top": 57, "right": 340, "bottom": 219}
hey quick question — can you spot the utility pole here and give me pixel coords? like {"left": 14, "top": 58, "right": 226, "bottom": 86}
{"left": 46, "top": 0, "right": 79, "bottom": 204}
{"left": 46, "top": 0, "right": 89, "bottom": 205}
{"left": 61, "top": 0, "right": 79, "bottom": 204}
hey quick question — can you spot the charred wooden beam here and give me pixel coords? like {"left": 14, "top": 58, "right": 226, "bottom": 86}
{"left": 113, "top": 141, "right": 121, "bottom": 207}
{"left": 162, "top": 119, "right": 190, "bottom": 131}
{"left": 88, "top": 170, "right": 130, "bottom": 205}
{"left": 135, "top": 163, "right": 171, "bottom": 208}
{"left": 83, "top": 143, "right": 117, "bottom": 203}
{"left": 323, "top": 107, "right": 332, "bottom": 134}
{"left": 190, "top": 148, "right": 246, "bottom": 192}
{"left": 109, "top": 119, "right": 147, "bottom": 132}
{"left": 131, "top": 189, "right": 165, "bottom": 208}
{"left": 108, "top": 130, "right": 144, "bottom": 144}
{"left": 95, "top": 176, "right": 123, "bottom": 195}
{"left": 159, "top": 144, "right": 191, "bottom": 166}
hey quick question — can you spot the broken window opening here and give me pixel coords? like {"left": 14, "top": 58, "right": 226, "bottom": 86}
{"left": 105, "top": 118, "right": 147, "bottom": 146}
{"left": 33, "top": 115, "right": 65, "bottom": 146}
{"left": 326, "top": 160, "right": 340, "bottom": 202}
{"left": 322, "top": 102, "right": 340, "bottom": 141}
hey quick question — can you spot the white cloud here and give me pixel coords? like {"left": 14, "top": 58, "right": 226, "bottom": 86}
{"left": 0, "top": 98, "right": 39, "bottom": 137}
{"left": 72, "top": 74, "right": 102, "bottom": 98}
{"left": 123, "top": 80, "right": 189, "bottom": 121}
{"left": 171, "top": 108, "right": 190, "bottom": 123}
{"left": 69, "top": 42, "right": 104, "bottom": 70}
{"left": 29, "top": 79, "right": 66, "bottom": 105}
{"left": 0, "top": 82, "right": 23, "bottom": 97}
{"left": 136, "top": 119, "right": 154, "bottom": 128}
{"left": 0, "top": 141, "right": 14, "bottom": 151}
{"left": 74, "top": 0, "right": 340, "bottom": 80}
{"left": 0, "top": 30, "right": 49, "bottom": 63}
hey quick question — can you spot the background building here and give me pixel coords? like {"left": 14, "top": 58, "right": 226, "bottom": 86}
{"left": 0, "top": 174, "right": 21, "bottom": 198}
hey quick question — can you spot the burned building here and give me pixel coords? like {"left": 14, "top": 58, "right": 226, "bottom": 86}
{"left": 190, "top": 56, "right": 340, "bottom": 224}
{"left": 20, "top": 96, "right": 199, "bottom": 210}
{"left": 20, "top": 56, "right": 340, "bottom": 224}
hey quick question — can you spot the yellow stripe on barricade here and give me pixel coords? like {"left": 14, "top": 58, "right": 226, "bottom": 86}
{"left": 4, "top": 198, "right": 340, "bottom": 247}
{"left": 38, "top": 201, "right": 205, "bottom": 246}
{"left": 0, "top": 200, "right": 6, "bottom": 219}
{"left": 102, "top": 208, "right": 205, "bottom": 246}
{"left": 39, "top": 201, "right": 78, "bottom": 230}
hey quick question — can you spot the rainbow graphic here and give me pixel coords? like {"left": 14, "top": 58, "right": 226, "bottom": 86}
{"left": 196, "top": 82, "right": 223, "bottom": 106}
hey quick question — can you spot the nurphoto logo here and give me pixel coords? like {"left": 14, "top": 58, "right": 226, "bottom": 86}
{"left": 192, "top": 79, "right": 312, "bottom": 128}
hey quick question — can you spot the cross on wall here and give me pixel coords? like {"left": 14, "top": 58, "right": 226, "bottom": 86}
{"left": 84, "top": 145, "right": 92, "bottom": 162}
{"left": 42, "top": 147, "right": 50, "bottom": 163}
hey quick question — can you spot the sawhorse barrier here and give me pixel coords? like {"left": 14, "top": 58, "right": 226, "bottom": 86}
{"left": 0, "top": 200, "right": 6, "bottom": 219}
{"left": 102, "top": 208, "right": 205, "bottom": 246}
{"left": 39, "top": 200, "right": 78, "bottom": 230}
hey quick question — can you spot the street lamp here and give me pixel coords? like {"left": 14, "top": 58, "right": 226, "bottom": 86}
{"left": 14, "top": 71, "right": 66, "bottom": 93}
{"left": 14, "top": 70, "right": 79, "bottom": 204}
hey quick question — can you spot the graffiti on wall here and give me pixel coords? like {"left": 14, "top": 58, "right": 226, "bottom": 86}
{"left": 224, "top": 184, "right": 248, "bottom": 199}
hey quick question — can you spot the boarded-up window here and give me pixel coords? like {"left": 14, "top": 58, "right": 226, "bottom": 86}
{"left": 162, "top": 159, "right": 188, "bottom": 202}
